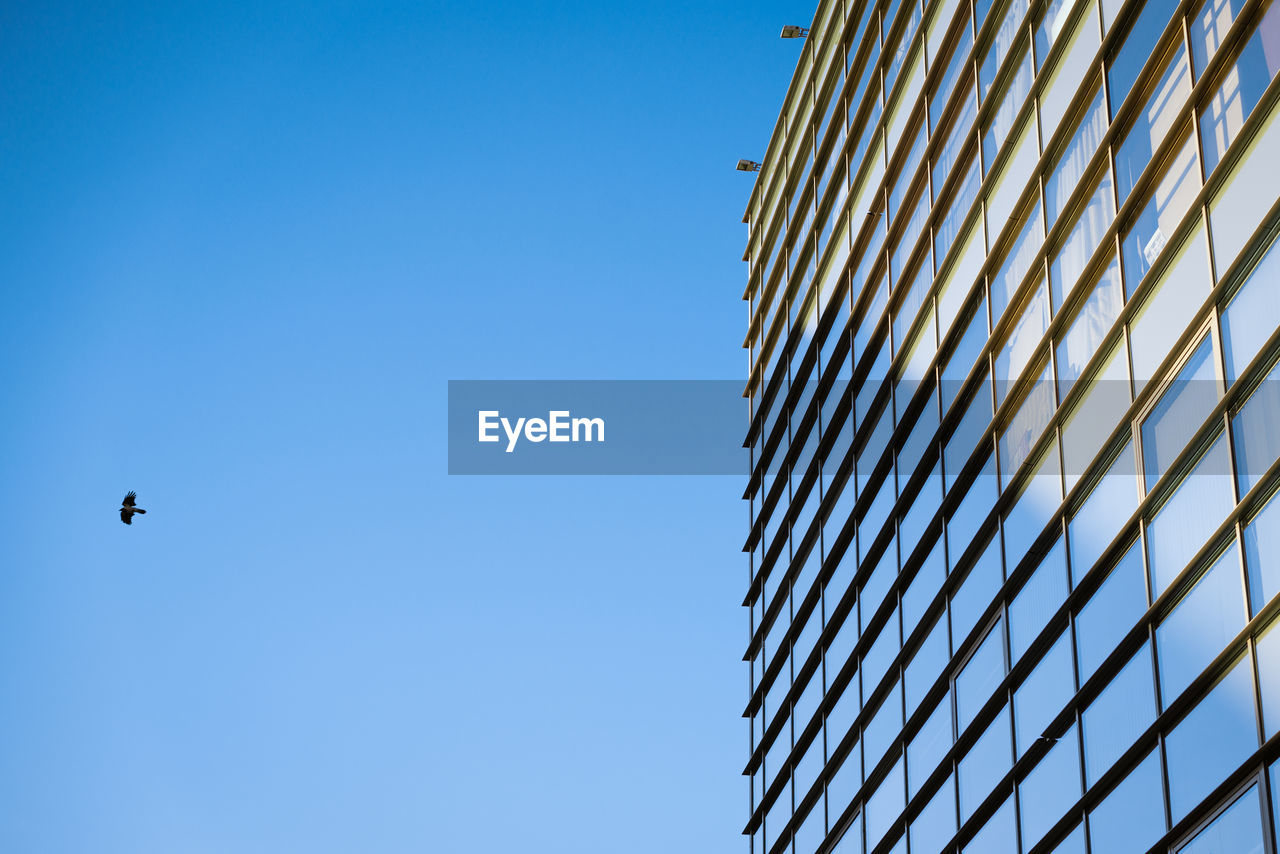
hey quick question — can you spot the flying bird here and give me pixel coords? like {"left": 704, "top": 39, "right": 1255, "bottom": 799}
{"left": 120, "top": 491, "right": 147, "bottom": 525}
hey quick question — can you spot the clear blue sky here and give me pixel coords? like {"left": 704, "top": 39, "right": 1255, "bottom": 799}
{"left": 0, "top": 1, "right": 813, "bottom": 852}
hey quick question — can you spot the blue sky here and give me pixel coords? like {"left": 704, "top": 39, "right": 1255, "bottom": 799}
{"left": 0, "top": 1, "right": 814, "bottom": 851}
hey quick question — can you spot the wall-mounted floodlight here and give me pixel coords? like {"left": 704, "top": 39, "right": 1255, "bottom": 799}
{"left": 780, "top": 25, "right": 810, "bottom": 39}
{"left": 737, "top": 160, "right": 762, "bottom": 172}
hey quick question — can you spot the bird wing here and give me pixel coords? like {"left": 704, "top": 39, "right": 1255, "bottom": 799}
{"left": 122, "top": 491, "right": 136, "bottom": 507}
{"left": 120, "top": 508, "right": 132, "bottom": 524}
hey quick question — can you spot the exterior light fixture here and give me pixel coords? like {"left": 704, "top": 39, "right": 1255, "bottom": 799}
{"left": 737, "top": 160, "right": 762, "bottom": 172}
{"left": 780, "top": 25, "right": 810, "bottom": 39}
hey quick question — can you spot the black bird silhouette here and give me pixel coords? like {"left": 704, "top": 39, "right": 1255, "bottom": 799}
{"left": 120, "top": 491, "right": 147, "bottom": 525}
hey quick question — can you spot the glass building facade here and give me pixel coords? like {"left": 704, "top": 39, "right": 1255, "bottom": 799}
{"left": 740, "top": 0, "right": 1280, "bottom": 852}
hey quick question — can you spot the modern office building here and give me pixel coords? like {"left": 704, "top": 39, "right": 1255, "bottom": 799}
{"left": 740, "top": 0, "right": 1280, "bottom": 852}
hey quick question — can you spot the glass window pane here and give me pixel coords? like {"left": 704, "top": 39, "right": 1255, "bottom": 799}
{"left": 1189, "top": 0, "right": 1250, "bottom": 78}
{"left": 1056, "top": 254, "right": 1124, "bottom": 400}
{"left": 1165, "top": 656, "right": 1259, "bottom": 822}
{"left": 986, "top": 118, "right": 1039, "bottom": 235}
{"left": 1141, "top": 332, "right": 1221, "bottom": 490}
{"left": 1177, "top": 784, "right": 1265, "bottom": 854}
{"left": 998, "top": 361, "right": 1055, "bottom": 488}
{"left": 995, "top": 278, "right": 1051, "bottom": 405}
{"left": 1086, "top": 749, "right": 1166, "bottom": 854}
{"left": 1075, "top": 539, "right": 1147, "bottom": 684}
{"left": 1156, "top": 543, "right": 1247, "bottom": 707}
{"left": 1146, "top": 433, "right": 1236, "bottom": 597}
{"left": 1108, "top": 0, "right": 1169, "bottom": 109}
{"left": 903, "top": 540, "right": 946, "bottom": 638}
{"left": 962, "top": 794, "right": 1017, "bottom": 853}
{"left": 936, "top": 160, "right": 981, "bottom": 266}
{"left": 906, "top": 613, "right": 950, "bottom": 714}
{"left": 1221, "top": 235, "right": 1280, "bottom": 384}
{"left": 1010, "top": 537, "right": 1069, "bottom": 663}
{"left": 1067, "top": 442, "right": 1138, "bottom": 585}
{"left": 983, "top": 51, "right": 1034, "bottom": 173}
{"left": 1060, "top": 346, "right": 1131, "bottom": 493}
{"left": 1198, "top": 1, "right": 1280, "bottom": 176}
{"left": 990, "top": 200, "right": 1044, "bottom": 328}
{"left": 934, "top": 89, "right": 977, "bottom": 197}
{"left": 938, "top": 222, "right": 984, "bottom": 345}
{"left": 908, "top": 691, "right": 953, "bottom": 799}
{"left": 1049, "top": 824, "right": 1086, "bottom": 854}
{"left": 951, "top": 534, "right": 1003, "bottom": 643}
{"left": 831, "top": 810, "right": 863, "bottom": 854}
{"left": 1233, "top": 357, "right": 1280, "bottom": 498}
{"left": 1258, "top": 617, "right": 1280, "bottom": 738}
{"left": 865, "top": 755, "right": 905, "bottom": 851}
{"left": 1035, "top": 0, "right": 1074, "bottom": 67}
{"left": 1244, "top": 493, "right": 1280, "bottom": 617}
{"left": 1128, "top": 222, "right": 1212, "bottom": 390}
{"left": 862, "top": 605, "right": 901, "bottom": 695}
{"left": 930, "top": 17, "right": 973, "bottom": 128}
{"left": 1038, "top": 5, "right": 1101, "bottom": 141}
{"left": 958, "top": 704, "right": 1012, "bottom": 823}
{"left": 910, "top": 773, "right": 957, "bottom": 854}
{"left": 980, "top": 0, "right": 1031, "bottom": 100}
{"left": 862, "top": 546, "right": 897, "bottom": 634}
{"left": 957, "top": 619, "right": 1006, "bottom": 734}
{"left": 1049, "top": 170, "right": 1116, "bottom": 310}
{"left": 865, "top": 679, "right": 904, "bottom": 772}
{"left": 1003, "top": 439, "right": 1064, "bottom": 573}
{"left": 1209, "top": 97, "right": 1280, "bottom": 273}
{"left": 1115, "top": 43, "right": 1192, "bottom": 205}
{"left": 943, "top": 306, "right": 989, "bottom": 421}
{"left": 1013, "top": 630, "right": 1074, "bottom": 756}
{"left": 949, "top": 452, "right": 999, "bottom": 567}
{"left": 1121, "top": 132, "right": 1202, "bottom": 300}
{"left": 1018, "top": 723, "right": 1082, "bottom": 850}
{"left": 1046, "top": 88, "right": 1108, "bottom": 227}
{"left": 1082, "top": 642, "right": 1156, "bottom": 786}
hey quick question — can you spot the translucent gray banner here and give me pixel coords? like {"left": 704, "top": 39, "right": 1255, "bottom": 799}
{"left": 447, "top": 379, "right": 1269, "bottom": 476}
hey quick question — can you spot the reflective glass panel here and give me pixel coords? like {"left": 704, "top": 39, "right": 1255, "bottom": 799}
{"left": 1209, "top": 95, "right": 1280, "bottom": 273}
{"left": 1009, "top": 537, "right": 1069, "bottom": 663}
{"left": 958, "top": 704, "right": 1012, "bottom": 823}
{"left": 1244, "top": 492, "right": 1280, "bottom": 617}
{"left": 1146, "top": 433, "right": 1236, "bottom": 597}
{"left": 1221, "top": 235, "right": 1280, "bottom": 384}
{"left": 1115, "top": 43, "right": 1192, "bottom": 205}
{"left": 1232, "top": 357, "right": 1280, "bottom": 498}
{"left": 1165, "top": 655, "right": 1259, "bottom": 822}
{"left": 1056, "top": 255, "right": 1124, "bottom": 399}
{"left": 1013, "top": 630, "right": 1074, "bottom": 756}
{"left": 1199, "top": 2, "right": 1280, "bottom": 175}
{"left": 1141, "top": 332, "right": 1221, "bottom": 490}
{"left": 957, "top": 619, "right": 1006, "bottom": 734}
{"left": 962, "top": 794, "right": 1016, "bottom": 853}
{"left": 1156, "top": 543, "right": 1247, "bottom": 707}
{"left": 1121, "top": 133, "right": 1202, "bottom": 299}
{"left": 1075, "top": 539, "right": 1147, "bottom": 684}
{"left": 1258, "top": 617, "right": 1280, "bottom": 737}
{"left": 1128, "top": 223, "right": 1212, "bottom": 390}
{"left": 1068, "top": 442, "right": 1138, "bottom": 585}
{"left": 1177, "top": 783, "right": 1265, "bottom": 854}
{"left": 865, "top": 755, "right": 905, "bottom": 851}
{"left": 1087, "top": 749, "right": 1166, "bottom": 854}
{"left": 908, "top": 691, "right": 953, "bottom": 799}
{"left": 1018, "top": 723, "right": 1082, "bottom": 850}
{"left": 1082, "top": 642, "right": 1155, "bottom": 786}
{"left": 910, "top": 772, "right": 957, "bottom": 854}
{"left": 995, "top": 277, "right": 1051, "bottom": 405}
